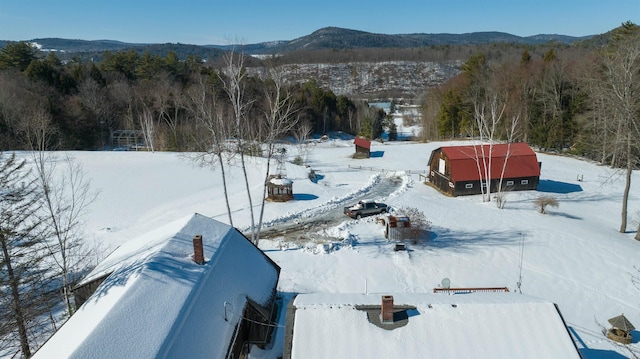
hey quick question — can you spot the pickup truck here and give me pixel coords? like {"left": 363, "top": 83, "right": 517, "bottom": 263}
{"left": 344, "top": 200, "right": 388, "bottom": 219}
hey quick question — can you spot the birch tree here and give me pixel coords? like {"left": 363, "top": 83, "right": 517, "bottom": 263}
{"left": 256, "top": 68, "right": 299, "bottom": 246}
{"left": 466, "top": 59, "right": 521, "bottom": 205}
{"left": 597, "top": 22, "right": 640, "bottom": 236}
{"left": 186, "top": 73, "right": 235, "bottom": 226}
{"left": 471, "top": 92, "right": 506, "bottom": 202}
{"left": 220, "top": 49, "right": 259, "bottom": 242}
{"left": 139, "top": 107, "right": 155, "bottom": 152}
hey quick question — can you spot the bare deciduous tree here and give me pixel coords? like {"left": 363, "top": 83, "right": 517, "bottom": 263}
{"left": 19, "top": 106, "right": 99, "bottom": 318}
{"left": 471, "top": 92, "right": 506, "bottom": 202}
{"left": 151, "top": 73, "right": 184, "bottom": 150}
{"left": 186, "top": 74, "right": 235, "bottom": 226}
{"left": 32, "top": 153, "right": 98, "bottom": 317}
{"left": 597, "top": 23, "right": 640, "bottom": 236}
{"left": 396, "top": 206, "right": 431, "bottom": 243}
{"left": 139, "top": 107, "right": 156, "bottom": 152}
{"left": 293, "top": 121, "right": 313, "bottom": 166}
{"left": 220, "top": 48, "right": 260, "bottom": 242}
{"left": 77, "top": 78, "right": 113, "bottom": 147}
{"left": 255, "top": 68, "right": 299, "bottom": 246}
{"left": 533, "top": 195, "right": 559, "bottom": 214}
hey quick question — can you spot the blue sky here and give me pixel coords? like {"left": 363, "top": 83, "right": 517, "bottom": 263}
{"left": 0, "top": 0, "right": 638, "bottom": 45}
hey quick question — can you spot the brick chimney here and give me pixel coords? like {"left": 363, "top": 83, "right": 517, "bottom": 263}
{"left": 381, "top": 295, "right": 394, "bottom": 323}
{"left": 193, "top": 235, "right": 205, "bottom": 265}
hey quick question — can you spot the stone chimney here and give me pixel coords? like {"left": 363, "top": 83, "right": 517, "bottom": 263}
{"left": 381, "top": 295, "right": 394, "bottom": 323}
{"left": 193, "top": 235, "right": 204, "bottom": 265}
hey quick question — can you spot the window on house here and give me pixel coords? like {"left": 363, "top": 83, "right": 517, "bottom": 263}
{"left": 465, "top": 183, "right": 473, "bottom": 189}
{"left": 506, "top": 180, "right": 514, "bottom": 186}
{"left": 521, "top": 179, "right": 529, "bottom": 185}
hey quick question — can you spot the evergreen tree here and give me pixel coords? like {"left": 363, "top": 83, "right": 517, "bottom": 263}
{"left": 0, "top": 42, "right": 38, "bottom": 72}
{"left": 0, "top": 153, "right": 56, "bottom": 358}
{"left": 388, "top": 120, "right": 398, "bottom": 141}
{"left": 371, "top": 108, "right": 384, "bottom": 139}
{"left": 359, "top": 115, "right": 372, "bottom": 138}
{"left": 436, "top": 89, "right": 466, "bottom": 138}
{"left": 520, "top": 49, "right": 532, "bottom": 65}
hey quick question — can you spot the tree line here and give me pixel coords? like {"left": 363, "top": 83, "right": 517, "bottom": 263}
{"left": 0, "top": 43, "right": 389, "bottom": 153}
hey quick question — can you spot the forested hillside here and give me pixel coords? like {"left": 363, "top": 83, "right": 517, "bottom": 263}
{"left": 0, "top": 42, "right": 387, "bottom": 151}
{"left": 422, "top": 22, "right": 639, "bottom": 168}
{"left": 0, "top": 23, "right": 637, "bottom": 167}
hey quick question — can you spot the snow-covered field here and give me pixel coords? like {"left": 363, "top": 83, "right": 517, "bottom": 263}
{"left": 25, "top": 137, "right": 640, "bottom": 357}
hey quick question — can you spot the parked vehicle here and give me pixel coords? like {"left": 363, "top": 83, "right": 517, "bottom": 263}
{"left": 344, "top": 200, "right": 388, "bottom": 219}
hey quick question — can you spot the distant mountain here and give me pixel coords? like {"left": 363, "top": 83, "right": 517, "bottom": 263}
{"left": 28, "top": 38, "right": 138, "bottom": 52}
{"left": 2, "top": 27, "right": 593, "bottom": 60}
{"left": 1, "top": 38, "right": 229, "bottom": 62}
{"left": 215, "top": 27, "right": 593, "bottom": 54}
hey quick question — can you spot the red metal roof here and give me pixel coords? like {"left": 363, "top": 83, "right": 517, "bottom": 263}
{"left": 441, "top": 143, "right": 540, "bottom": 182}
{"left": 354, "top": 137, "right": 371, "bottom": 150}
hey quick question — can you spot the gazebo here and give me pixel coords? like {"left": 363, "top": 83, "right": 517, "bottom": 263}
{"left": 267, "top": 174, "right": 293, "bottom": 202}
{"left": 607, "top": 314, "right": 635, "bottom": 344}
{"left": 111, "top": 130, "right": 145, "bottom": 150}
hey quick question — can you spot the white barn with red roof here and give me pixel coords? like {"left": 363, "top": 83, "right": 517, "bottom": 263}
{"left": 428, "top": 143, "right": 541, "bottom": 196}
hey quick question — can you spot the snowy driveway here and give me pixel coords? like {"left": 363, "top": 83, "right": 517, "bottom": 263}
{"left": 258, "top": 176, "right": 403, "bottom": 241}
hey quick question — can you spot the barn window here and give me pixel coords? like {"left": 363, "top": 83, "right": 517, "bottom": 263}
{"left": 521, "top": 179, "right": 529, "bottom": 185}
{"left": 439, "top": 159, "right": 446, "bottom": 174}
{"left": 506, "top": 180, "right": 514, "bottom": 186}
{"left": 465, "top": 183, "right": 473, "bottom": 189}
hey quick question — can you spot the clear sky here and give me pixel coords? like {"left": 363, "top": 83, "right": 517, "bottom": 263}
{"left": 1, "top": 0, "right": 638, "bottom": 45}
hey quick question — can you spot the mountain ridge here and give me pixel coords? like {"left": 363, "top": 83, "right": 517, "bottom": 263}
{"left": 213, "top": 26, "right": 591, "bottom": 53}
{"left": 1, "top": 26, "right": 593, "bottom": 56}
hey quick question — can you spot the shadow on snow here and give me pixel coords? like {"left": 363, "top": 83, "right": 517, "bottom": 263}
{"left": 537, "top": 179, "right": 583, "bottom": 194}
{"left": 427, "top": 226, "right": 525, "bottom": 252}
{"left": 293, "top": 193, "right": 319, "bottom": 201}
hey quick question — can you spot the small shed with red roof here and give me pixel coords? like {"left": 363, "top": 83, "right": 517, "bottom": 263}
{"left": 428, "top": 143, "right": 540, "bottom": 196}
{"left": 353, "top": 137, "right": 371, "bottom": 158}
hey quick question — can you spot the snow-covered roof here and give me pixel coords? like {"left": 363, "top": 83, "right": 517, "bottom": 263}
{"left": 270, "top": 176, "right": 293, "bottom": 185}
{"left": 286, "top": 293, "right": 581, "bottom": 359}
{"left": 34, "top": 213, "right": 280, "bottom": 359}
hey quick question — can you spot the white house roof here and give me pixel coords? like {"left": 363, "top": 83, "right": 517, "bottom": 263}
{"left": 34, "top": 213, "right": 279, "bottom": 359}
{"left": 287, "top": 293, "right": 581, "bottom": 359}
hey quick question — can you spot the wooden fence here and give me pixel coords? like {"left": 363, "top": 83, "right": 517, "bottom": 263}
{"left": 433, "top": 287, "right": 510, "bottom": 294}
{"left": 347, "top": 165, "right": 427, "bottom": 175}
